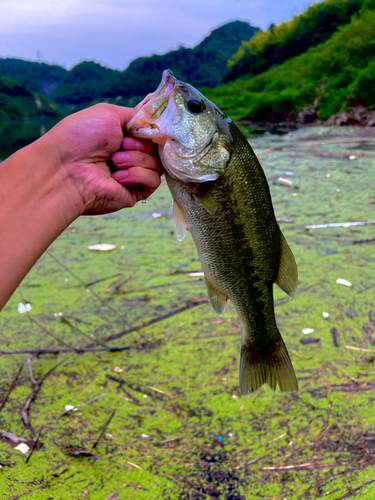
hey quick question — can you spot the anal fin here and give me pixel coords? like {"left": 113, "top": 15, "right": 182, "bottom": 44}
{"left": 276, "top": 232, "right": 298, "bottom": 297}
{"left": 205, "top": 276, "right": 228, "bottom": 316}
{"left": 173, "top": 200, "right": 189, "bottom": 242}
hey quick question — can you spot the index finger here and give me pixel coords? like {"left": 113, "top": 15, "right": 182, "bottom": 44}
{"left": 122, "top": 136, "right": 159, "bottom": 157}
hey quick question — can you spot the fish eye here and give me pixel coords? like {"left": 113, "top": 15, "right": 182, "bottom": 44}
{"left": 187, "top": 99, "right": 205, "bottom": 114}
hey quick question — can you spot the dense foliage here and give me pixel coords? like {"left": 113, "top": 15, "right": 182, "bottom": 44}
{"left": 224, "top": 0, "right": 366, "bottom": 82}
{"left": 204, "top": 8, "right": 375, "bottom": 122}
{"left": 0, "top": 74, "right": 60, "bottom": 120}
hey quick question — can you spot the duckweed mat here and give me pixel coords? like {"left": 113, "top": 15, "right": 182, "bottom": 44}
{"left": 1, "top": 126, "right": 375, "bottom": 499}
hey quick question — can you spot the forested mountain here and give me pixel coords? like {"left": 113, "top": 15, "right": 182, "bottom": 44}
{"left": 224, "top": 0, "right": 368, "bottom": 82}
{"left": 0, "top": 20, "right": 258, "bottom": 108}
{"left": 104, "top": 21, "right": 259, "bottom": 100}
{"left": 0, "top": 74, "right": 61, "bottom": 120}
{"left": 204, "top": 7, "right": 375, "bottom": 124}
{"left": 0, "top": 59, "right": 67, "bottom": 96}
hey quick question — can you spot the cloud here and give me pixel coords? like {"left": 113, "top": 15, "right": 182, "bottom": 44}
{"left": 0, "top": 0, "right": 319, "bottom": 69}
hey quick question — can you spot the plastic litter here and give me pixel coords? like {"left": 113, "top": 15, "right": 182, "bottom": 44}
{"left": 113, "top": 367, "right": 124, "bottom": 373}
{"left": 217, "top": 435, "right": 224, "bottom": 442}
{"left": 18, "top": 303, "right": 31, "bottom": 313}
{"left": 302, "top": 328, "right": 314, "bottom": 335}
{"left": 151, "top": 212, "right": 162, "bottom": 218}
{"left": 284, "top": 171, "right": 293, "bottom": 176}
{"left": 87, "top": 244, "right": 116, "bottom": 251}
{"left": 336, "top": 278, "right": 352, "bottom": 287}
{"left": 187, "top": 272, "right": 204, "bottom": 277}
{"left": 322, "top": 312, "right": 330, "bottom": 318}
{"left": 15, "top": 443, "right": 30, "bottom": 454}
{"left": 349, "top": 155, "right": 357, "bottom": 160}
{"left": 141, "top": 434, "right": 149, "bottom": 438}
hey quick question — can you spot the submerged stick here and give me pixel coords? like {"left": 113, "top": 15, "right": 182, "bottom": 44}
{"left": 305, "top": 221, "right": 375, "bottom": 230}
{"left": 1, "top": 346, "right": 131, "bottom": 355}
{"left": 104, "top": 299, "right": 208, "bottom": 342}
{"left": 0, "top": 363, "right": 23, "bottom": 413}
{"left": 92, "top": 409, "right": 116, "bottom": 449}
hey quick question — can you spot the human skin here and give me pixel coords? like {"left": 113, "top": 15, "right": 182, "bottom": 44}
{"left": 0, "top": 103, "right": 163, "bottom": 310}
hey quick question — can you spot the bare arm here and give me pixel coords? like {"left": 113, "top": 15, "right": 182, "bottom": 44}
{"left": 0, "top": 104, "right": 163, "bottom": 310}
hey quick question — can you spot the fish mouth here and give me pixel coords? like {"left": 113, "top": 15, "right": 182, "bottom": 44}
{"left": 126, "top": 70, "right": 177, "bottom": 137}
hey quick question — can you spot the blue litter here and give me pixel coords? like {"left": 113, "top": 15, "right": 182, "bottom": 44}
{"left": 217, "top": 435, "right": 224, "bottom": 442}
{"left": 284, "top": 171, "right": 294, "bottom": 176}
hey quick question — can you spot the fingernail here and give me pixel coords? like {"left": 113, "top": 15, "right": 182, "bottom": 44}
{"left": 121, "top": 153, "right": 129, "bottom": 163}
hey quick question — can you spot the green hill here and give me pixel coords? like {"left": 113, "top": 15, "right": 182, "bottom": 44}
{"left": 0, "top": 58, "right": 67, "bottom": 96}
{"left": 0, "top": 21, "right": 258, "bottom": 109}
{"left": 204, "top": 7, "right": 375, "bottom": 124}
{"left": 224, "top": 0, "right": 366, "bottom": 83}
{"left": 0, "top": 74, "right": 61, "bottom": 121}
{"left": 104, "top": 20, "right": 259, "bottom": 100}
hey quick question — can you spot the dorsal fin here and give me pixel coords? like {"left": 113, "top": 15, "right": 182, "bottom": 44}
{"left": 173, "top": 200, "right": 189, "bottom": 242}
{"left": 193, "top": 191, "right": 217, "bottom": 214}
{"left": 276, "top": 232, "right": 298, "bottom": 297}
{"left": 205, "top": 276, "right": 228, "bottom": 316}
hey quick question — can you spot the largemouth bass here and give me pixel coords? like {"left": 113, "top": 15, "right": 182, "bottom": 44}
{"left": 127, "top": 70, "right": 298, "bottom": 394}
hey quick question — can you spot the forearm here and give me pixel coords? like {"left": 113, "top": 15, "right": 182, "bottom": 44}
{"left": 0, "top": 136, "right": 80, "bottom": 310}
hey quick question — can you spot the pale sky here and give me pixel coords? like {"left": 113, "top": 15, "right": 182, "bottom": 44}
{"left": 0, "top": 0, "right": 315, "bottom": 70}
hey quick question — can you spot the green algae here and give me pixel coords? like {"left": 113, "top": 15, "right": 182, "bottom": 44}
{"left": 1, "top": 126, "right": 375, "bottom": 499}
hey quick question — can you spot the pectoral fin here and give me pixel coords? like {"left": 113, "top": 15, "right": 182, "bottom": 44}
{"left": 276, "top": 232, "right": 298, "bottom": 297}
{"left": 173, "top": 200, "right": 189, "bottom": 242}
{"left": 193, "top": 191, "right": 217, "bottom": 215}
{"left": 205, "top": 276, "right": 228, "bottom": 316}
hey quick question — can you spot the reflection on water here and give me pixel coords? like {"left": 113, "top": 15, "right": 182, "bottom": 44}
{"left": 0, "top": 118, "right": 61, "bottom": 161}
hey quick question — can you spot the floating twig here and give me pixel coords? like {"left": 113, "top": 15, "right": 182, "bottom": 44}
{"left": 92, "top": 409, "right": 116, "bottom": 449}
{"left": 61, "top": 393, "right": 107, "bottom": 416}
{"left": 104, "top": 299, "right": 208, "bottom": 343}
{"left": 1, "top": 346, "right": 131, "bottom": 355}
{"left": 276, "top": 218, "right": 294, "bottom": 223}
{"left": 257, "top": 147, "right": 275, "bottom": 157}
{"left": 148, "top": 386, "right": 174, "bottom": 399}
{"left": 22, "top": 356, "right": 64, "bottom": 428}
{"left": 305, "top": 221, "right": 375, "bottom": 230}
{"left": 25, "top": 425, "right": 44, "bottom": 463}
{"left": 0, "top": 363, "right": 23, "bottom": 413}
{"left": 345, "top": 345, "right": 375, "bottom": 353}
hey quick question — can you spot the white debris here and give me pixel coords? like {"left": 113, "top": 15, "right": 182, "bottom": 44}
{"left": 64, "top": 405, "right": 77, "bottom": 412}
{"left": 141, "top": 434, "right": 149, "bottom": 438}
{"left": 15, "top": 443, "right": 30, "bottom": 454}
{"left": 232, "top": 394, "right": 238, "bottom": 399}
{"left": 151, "top": 212, "right": 162, "bottom": 218}
{"left": 322, "top": 312, "right": 330, "bottom": 318}
{"left": 336, "top": 278, "right": 352, "bottom": 287}
{"left": 54, "top": 312, "right": 63, "bottom": 317}
{"left": 349, "top": 155, "right": 357, "bottom": 160}
{"left": 336, "top": 189, "right": 341, "bottom": 193}
{"left": 87, "top": 244, "right": 116, "bottom": 251}
{"left": 277, "top": 177, "right": 292, "bottom": 187}
{"left": 18, "top": 303, "right": 31, "bottom": 313}
{"left": 302, "top": 328, "right": 314, "bottom": 335}
{"left": 325, "top": 173, "right": 331, "bottom": 178}
{"left": 187, "top": 272, "right": 205, "bottom": 277}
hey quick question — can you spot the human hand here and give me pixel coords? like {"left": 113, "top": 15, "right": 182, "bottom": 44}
{"left": 47, "top": 103, "right": 163, "bottom": 216}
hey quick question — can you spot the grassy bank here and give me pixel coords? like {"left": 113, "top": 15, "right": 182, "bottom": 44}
{"left": 1, "top": 127, "right": 375, "bottom": 498}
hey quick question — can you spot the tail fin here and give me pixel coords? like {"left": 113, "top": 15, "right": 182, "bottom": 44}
{"left": 239, "top": 337, "right": 298, "bottom": 394}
